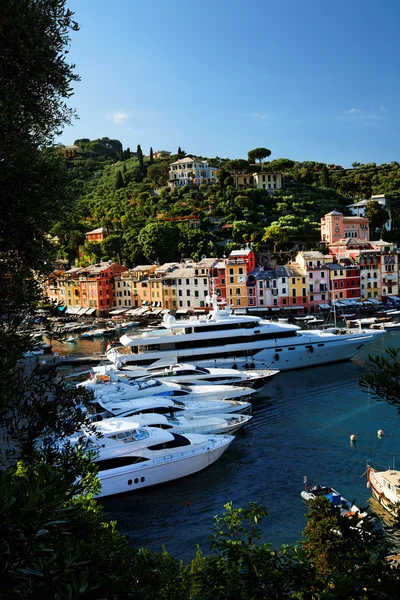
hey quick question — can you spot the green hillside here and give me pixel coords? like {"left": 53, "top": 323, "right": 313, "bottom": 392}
{"left": 53, "top": 141, "right": 400, "bottom": 267}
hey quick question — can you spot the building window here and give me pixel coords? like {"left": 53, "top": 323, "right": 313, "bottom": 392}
{"left": 236, "top": 299, "right": 241, "bottom": 306}
{"left": 236, "top": 288, "right": 240, "bottom": 295}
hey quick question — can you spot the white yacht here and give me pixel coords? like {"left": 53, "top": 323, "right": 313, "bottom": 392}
{"left": 80, "top": 375, "right": 257, "bottom": 404}
{"left": 93, "top": 412, "right": 251, "bottom": 436}
{"left": 92, "top": 362, "right": 278, "bottom": 390}
{"left": 73, "top": 419, "right": 234, "bottom": 498}
{"left": 106, "top": 294, "right": 385, "bottom": 371}
{"left": 90, "top": 396, "right": 252, "bottom": 421}
{"left": 367, "top": 464, "right": 400, "bottom": 517}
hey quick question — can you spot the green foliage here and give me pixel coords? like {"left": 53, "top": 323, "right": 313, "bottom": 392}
{"left": 262, "top": 223, "right": 289, "bottom": 251}
{"left": 364, "top": 199, "right": 390, "bottom": 234}
{"left": 248, "top": 147, "right": 272, "bottom": 164}
{"left": 138, "top": 221, "right": 182, "bottom": 262}
{"left": 359, "top": 348, "right": 400, "bottom": 409}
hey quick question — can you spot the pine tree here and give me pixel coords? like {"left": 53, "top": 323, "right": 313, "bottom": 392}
{"left": 150, "top": 147, "right": 153, "bottom": 164}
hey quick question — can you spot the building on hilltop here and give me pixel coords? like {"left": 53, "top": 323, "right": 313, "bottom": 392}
{"left": 234, "top": 171, "right": 283, "bottom": 192}
{"left": 346, "top": 194, "right": 392, "bottom": 232}
{"left": 153, "top": 150, "right": 171, "bottom": 160}
{"left": 320, "top": 210, "right": 369, "bottom": 245}
{"left": 59, "top": 144, "right": 80, "bottom": 159}
{"left": 85, "top": 227, "right": 107, "bottom": 242}
{"left": 168, "top": 156, "right": 218, "bottom": 188}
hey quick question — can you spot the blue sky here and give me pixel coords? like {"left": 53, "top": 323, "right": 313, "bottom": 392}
{"left": 62, "top": 0, "right": 400, "bottom": 167}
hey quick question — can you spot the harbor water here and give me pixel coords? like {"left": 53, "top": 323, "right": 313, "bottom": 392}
{"left": 51, "top": 328, "right": 400, "bottom": 560}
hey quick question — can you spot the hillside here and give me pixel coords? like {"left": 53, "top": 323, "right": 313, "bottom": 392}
{"left": 52, "top": 139, "right": 400, "bottom": 267}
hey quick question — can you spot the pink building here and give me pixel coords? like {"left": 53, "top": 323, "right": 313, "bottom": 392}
{"left": 321, "top": 210, "right": 369, "bottom": 245}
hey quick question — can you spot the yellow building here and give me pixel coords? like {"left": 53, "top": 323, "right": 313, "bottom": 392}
{"left": 285, "top": 265, "right": 307, "bottom": 312}
{"left": 225, "top": 259, "right": 248, "bottom": 310}
{"left": 64, "top": 270, "right": 82, "bottom": 308}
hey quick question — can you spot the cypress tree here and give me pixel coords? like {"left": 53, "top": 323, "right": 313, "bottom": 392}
{"left": 150, "top": 147, "right": 153, "bottom": 164}
{"left": 137, "top": 144, "right": 144, "bottom": 170}
{"left": 114, "top": 169, "right": 124, "bottom": 190}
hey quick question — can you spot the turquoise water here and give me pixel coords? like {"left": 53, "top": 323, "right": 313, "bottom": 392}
{"left": 51, "top": 328, "right": 400, "bottom": 559}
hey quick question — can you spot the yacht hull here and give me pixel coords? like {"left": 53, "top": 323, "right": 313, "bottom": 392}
{"left": 109, "top": 332, "right": 381, "bottom": 372}
{"left": 96, "top": 438, "right": 232, "bottom": 498}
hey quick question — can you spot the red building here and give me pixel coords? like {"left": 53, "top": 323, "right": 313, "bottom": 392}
{"left": 328, "top": 262, "right": 360, "bottom": 303}
{"left": 85, "top": 227, "right": 107, "bottom": 242}
{"left": 210, "top": 260, "right": 227, "bottom": 303}
{"left": 228, "top": 249, "right": 256, "bottom": 273}
{"left": 79, "top": 262, "right": 128, "bottom": 315}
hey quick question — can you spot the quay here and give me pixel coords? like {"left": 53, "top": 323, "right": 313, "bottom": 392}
{"left": 25, "top": 353, "right": 106, "bottom": 373}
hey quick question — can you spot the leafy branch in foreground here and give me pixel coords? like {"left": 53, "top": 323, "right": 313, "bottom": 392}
{"left": 359, "top": 348, "right": 400, "bottom": 409}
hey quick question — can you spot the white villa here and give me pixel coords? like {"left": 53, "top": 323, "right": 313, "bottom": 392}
{"left": 347, "top": 194, "right": 392, "bottom": 231}
{"left": 168, "top": 156, "right": 218, "bottom": 188}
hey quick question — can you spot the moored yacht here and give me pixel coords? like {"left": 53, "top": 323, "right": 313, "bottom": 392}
{"left": 71, "top": 419, "right": 234, "bottom": 498}
{"left": 92, "top": 362, "right": 278, "bottom": 390}
{"left": 91, "top": 412, "right": 251, "bottom": 436}
{"left": 90, "top": 396, "right": 252, "bottom": 421}
{"left": 79, "top": 375, "right": 257, "bottom": 404}
{"left": 106, "top": 294, "right": 385, "bottom": 371}
{"left": 367, "top": 464, "right": 400, "bottom": 517}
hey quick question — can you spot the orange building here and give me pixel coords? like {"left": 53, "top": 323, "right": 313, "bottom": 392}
{"left": 85, "top": 228, "right": 107, "bottom": 242}
{"left": 67, "top": 262, "right": 127, "bottom": 316}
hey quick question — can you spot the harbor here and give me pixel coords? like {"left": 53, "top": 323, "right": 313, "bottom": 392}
{"left": 31, "top": 320, "right": 400, "bottom": 559}
{"left": 101, "top": 328, "right": 400, "bottom": 559}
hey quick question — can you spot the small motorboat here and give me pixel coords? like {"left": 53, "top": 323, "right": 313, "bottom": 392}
{"left": 301, "top": 484, "right": 367, "bottom": 520}
{"left": 65, "top": 336, "right": 78, "bottom": 343}
{"left": 382, "top": 322, "right": 400, "bottom": 330}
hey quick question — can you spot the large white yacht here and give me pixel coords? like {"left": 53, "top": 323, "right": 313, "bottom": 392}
{"left": 79, "top": 376, "right": 257, "bottom": 404}
{"left": 93, "top": 363, "right": 278, "bottom": 390}
{"left": 72, "top": 418, "right": 234, "bottom": 498}
{"left": 90, "top": 395, "right": 252, "bottom": 421}
{"left": 93, "top": 412, "right": 251, "bottom": 436}
{"left": 106, "top": 295, "right": 384, "bottom": 371}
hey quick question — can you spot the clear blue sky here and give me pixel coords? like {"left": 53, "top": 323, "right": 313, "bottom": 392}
{"left": 62, "top": 0, "right": 400, "bottom": 167}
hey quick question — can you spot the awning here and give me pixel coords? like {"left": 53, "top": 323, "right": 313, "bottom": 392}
{"left": 270, "top": 307, "right": 280, "bottom": 311}
{"left": 283, "top": 306, "right": 304, "bottom": 310}
{"left": 233, "top": 309, "right": 247, "bottom": 314}
{"left": 176, "top": 309, "right": 190, "bottom": 315}
{"left": 66, "top": 307, "right": 80, "bottom": 315}
{"left": 194, "top": 309, "right": 206, "bottom": 314}
{"left": 318, "top": 303, "right": 331, "bottom": 309}
{"left": 109, "top": 308, "right": 129, "bottom": 315}
{"left": 57, "top": 305, "right": 66, "bottom": 312}
{"left": 161, "top": 309, "right": 170, "bottom": 315}
{"left": 388, "top": 296, "right": 400, "bottom": 301}
{"left": 248, "top": 307, "right": 269, "bottom": 312}
{"left": 84, "top": 307, "right": 96, "bottom": 316}
{"left": 77, "top": 307, "right": 88, "bottom": 315}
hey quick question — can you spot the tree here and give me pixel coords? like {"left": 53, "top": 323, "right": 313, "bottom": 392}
{"left": 262, "top": 223, "right": 289, "bottom": 252}
{"left": 359, "top": 348, "right": 400, "bottom": 409}
{"left": 352, "top": 162, "right": 361, "bottom": 168}
{"left": 319, "top": 164, "right": 331, "bottom": 188}
{"left": 364, "top": 200, "right": 390, "bottom": 234}
{"left": 137, "top": 144, "right": 144, "bottom": 170}
{"left": 137, "top": 222, "right": 182, "bottom": 262}
{"left": 150, "top": 146, "right": 154, "bottom": 164}
{"left": 248, "top": 147, "right": 272, "bottom": 165}
{"left": 114, "top": 169, "right": 124, "bottom": 190}
{"left": 147, "top": 161, "right": 169, "bottom": 187}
